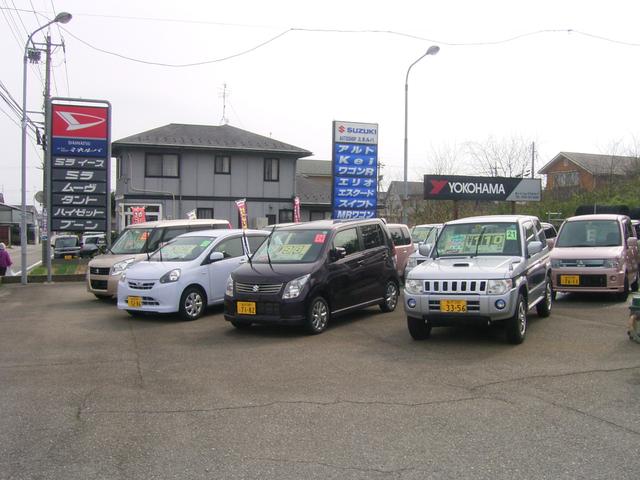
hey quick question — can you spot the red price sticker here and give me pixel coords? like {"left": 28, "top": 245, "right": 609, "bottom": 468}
{"left": 314, "top": 233, "right": 326, "bottom": 244}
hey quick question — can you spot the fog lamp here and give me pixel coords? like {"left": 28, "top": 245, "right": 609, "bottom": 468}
{"left": 495, "top": 299, "right": 506, "bottom": 310}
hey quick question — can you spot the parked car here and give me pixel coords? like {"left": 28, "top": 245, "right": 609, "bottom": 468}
{"left": 80, "top": 234, "right": 106, "bottom": 258}
{"left": 117, "top": 229, "right": 269, "bottom": 320}
{"left": 404, "top": 215, "right": 553, "bottom": 344}
{"left": 410, "top": 223, "right": 441, "bottom": 246}
{"left": 404, "top": 224, "right": 443, "bottom": 279}
{"left": 87, "top": 219, "right": 231, "bottom": 299}
{"left": 224, "top": 219, "right": 400, "bottom": 334}
{"left": 550, "top": 214, "right": 639, "bottom": 300}
{"left": 53, "top": 235, "right": 81, "bottom": 259}
{"left": 386, "top": 223, "right": 415, "bottom": 279}
{"left": 632, "top": 219, "right": 640, "bottom": 239}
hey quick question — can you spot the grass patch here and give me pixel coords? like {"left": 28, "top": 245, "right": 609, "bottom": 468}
{"left": 30, "top": 259, "right": 88, "bottom": 276}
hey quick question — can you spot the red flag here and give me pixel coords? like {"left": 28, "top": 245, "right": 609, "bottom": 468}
{"left": 293, "top": 196, "right": 301, "bottom": 223}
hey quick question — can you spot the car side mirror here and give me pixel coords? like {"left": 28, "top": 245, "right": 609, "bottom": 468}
{"left": 209, "top": 251, "right": 225, "bottom": 263}
{"left": 546, "top": 238, "right": 555, "bottom": 250}
{"left": 418, "top": 243, "right": 432, "bottom": 257}
{"left": 527, "top": 241, "right": 544, "bottom": 257}
{"left": 330, "top": 247, "right": 347, "bottom": 261}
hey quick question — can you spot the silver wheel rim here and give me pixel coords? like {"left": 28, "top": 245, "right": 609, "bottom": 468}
{"left": 518, "top": 300, "right": 527, "bottom": 336}
{"left": 185, "top": 292, "right": 203, "bottom": 317}
{"left": 546, "top": 282, "right": 552, "bottom": 311}
{"left": 311, "top": 300, "right": 328, "bottom": 331}
{"left": 385, "top": 283, "right": 398, "bottom": 310}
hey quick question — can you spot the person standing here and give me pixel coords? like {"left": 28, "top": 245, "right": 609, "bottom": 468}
{"left": 0, "top": 242, "right": 12, "bottom": 276}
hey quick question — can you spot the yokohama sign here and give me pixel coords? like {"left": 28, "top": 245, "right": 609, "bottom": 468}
{"left": 424, "top": 175, "right": 541, "bottom": 201}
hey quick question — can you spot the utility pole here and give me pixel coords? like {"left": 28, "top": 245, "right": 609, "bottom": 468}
{"left": 41, "top": 34, "right": 51, "bottom": 270}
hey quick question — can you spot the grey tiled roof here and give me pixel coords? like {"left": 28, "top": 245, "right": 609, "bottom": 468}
{"left": 113, "top": 123, "right": 312, "bottom": 157}
{"left": 296, "top": 176, "right": 331, "bottom": 204}
{"left": 538, "top": 151, "right": 640, "bottom": 175}
{"left": 297, "top": 159, "right": 332, "bottom": 176}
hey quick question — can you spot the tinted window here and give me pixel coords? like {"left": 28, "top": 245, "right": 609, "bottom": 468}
{"left": 361, "top": 224, "right": 384, "bottom": 250}
{"left": 333, "top": 228, "right": 360, "bottom": 256}
{"left": 163, "top": 227, "right": 189, "bottom": 243}
{"left": 247, "top": 235, "right": 267, "bottom": 253}
{"left": 389, "top": 227, "right": 410, "bottom": 246}
{"left": 213, "top": 237, "right": 244, "bottom": 258}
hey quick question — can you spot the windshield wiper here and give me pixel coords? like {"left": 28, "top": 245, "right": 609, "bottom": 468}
{"left": 473, "top": 226, "right": 487, "bottom": 258}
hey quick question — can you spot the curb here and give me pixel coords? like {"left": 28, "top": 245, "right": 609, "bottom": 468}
{"left": 0, "top": 274, "right": 85, "bottom": 284}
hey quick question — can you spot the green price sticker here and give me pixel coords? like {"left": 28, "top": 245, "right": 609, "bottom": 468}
{"left": 200, "top": 240, "right": 212, "bottom": 247}
{"left": 506, "top": 230, "right": 517, "bottom": 240}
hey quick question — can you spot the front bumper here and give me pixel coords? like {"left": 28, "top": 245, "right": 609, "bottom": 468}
{"left": 403, "top": 289, "right": 517, "bottom": 325}
{"left": 86, "top": 271, "right": 121, "bottom": 297}
{"left": 116, "top": 279, "right": 182, "bottom": 314}
{"left": 551, "top": 267, "right": 625, "bottom": 293}
{"left": 224, "top": 293, "right": 307, "bottom": 325}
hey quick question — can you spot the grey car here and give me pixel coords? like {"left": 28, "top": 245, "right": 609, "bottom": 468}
{"left": 404, "top": 215, "right": 553, "bottom": 344}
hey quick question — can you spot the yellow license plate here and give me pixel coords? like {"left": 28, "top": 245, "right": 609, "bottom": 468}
{"left": 560, "top": 275, "right": 580, "bottom": 286}
{"left": 440, "top": 299, "right": 467, "bottom": 313}
{"left": 127, "top": 296, "right": 143, "bottom": 308}
{"left": 237, "top": 301, "right": 256, "bottom": 315}
{"left": 64, "top": 255, "right": 72, "bottom": 260}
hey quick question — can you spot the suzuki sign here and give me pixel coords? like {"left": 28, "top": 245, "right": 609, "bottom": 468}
{"left": 424, "top": 175, "right": 541, "bottom": 202}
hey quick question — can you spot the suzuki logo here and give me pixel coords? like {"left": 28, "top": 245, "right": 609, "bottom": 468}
{"left": 252, "top": 285, "right": 259, "bottom": 292}
{"left": 338, "top": 125, "right": 345, "bottom": 133}
{"left": 56, "top": 111, "right": 106, "bottom": 132}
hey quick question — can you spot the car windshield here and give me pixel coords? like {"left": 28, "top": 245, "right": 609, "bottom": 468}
{"left": 110, "top": 228, "right": 153, "bottom": 254}
{"left": 434, "top": 222, "right": 521, "bottom": 257}
{"left": 252, "top": 229, "right": 328, "bottom": 263}
{"left": 149, "top": 236, "right": 215, "bottom": 262}
{"left": 55, "top": 237, "right": 78, "bottom": 248}
{"left": 84, "top": 237, "right": 99, "bottom": 245}
{"left": 556, "top": 220, "right": 622, "bottom": 247}
{"left": 411, "top": 226, "right": 434, "bottom": 243}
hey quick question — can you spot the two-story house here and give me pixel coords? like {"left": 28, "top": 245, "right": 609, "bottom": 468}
{"left": 113, "top": 124, "right": 311, "bottom": 230}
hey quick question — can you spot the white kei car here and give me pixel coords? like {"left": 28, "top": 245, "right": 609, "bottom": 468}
{"left": 117, "top": 229, "right": 269, "bottom": 320}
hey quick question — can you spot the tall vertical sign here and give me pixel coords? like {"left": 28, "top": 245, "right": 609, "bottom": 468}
{"left": 331, "top": 121, "right": 378, "bottom": 219}
{"left": 48, "top": 98, "right": 111, "bottom": 233}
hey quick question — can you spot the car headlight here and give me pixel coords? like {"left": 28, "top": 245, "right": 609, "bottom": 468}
{"left": 487, "top": 279, "right": 513, "bottom": 295}
{"left": 551, "top": 259, "right": 563, "bottom": 268}
{"left": 405, "top": 279, "right": 424, "bottom": 294}
{"left": 111, "top": 258, "right": 135, "bottom": 275}
{"left": 603, "top": 258, "right": 621, "bottom": 269}
{"left": 406, "top": 257, "right": 418, "bottom": 269}
{"left": 160, "top": 268, "right": 181, "bottom": 284}
{"left": 225, "top": 276, "right": 234, "bottom": 297}
{"left": 282, "top": 274, "right": 310, "bottom": 299}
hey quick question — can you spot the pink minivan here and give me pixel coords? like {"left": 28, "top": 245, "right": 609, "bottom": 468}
{"left": 386, "top": 223, "right": 415, "bottom": 279}
{"left": 550, "top": 214, "right": 639, "bottom": 300}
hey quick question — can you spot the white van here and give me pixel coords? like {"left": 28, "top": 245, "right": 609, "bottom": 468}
{"left": 87, "top": 219, "right": 231, "bottom": 298}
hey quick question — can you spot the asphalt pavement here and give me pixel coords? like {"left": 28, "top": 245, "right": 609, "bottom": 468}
{"left": 0, "top": 283, "right": 639, "bottom": 479}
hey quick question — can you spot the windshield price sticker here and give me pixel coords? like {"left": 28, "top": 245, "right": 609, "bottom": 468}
{"left": 200, "top": 240, "right": 212, "bottom": 247}
{"left": 443, "top": 233, "right": 506, "bottom": 254}
{"left": 506, "top": 229, "right": 517, "bottom": 240}
{"left": 314, "top": 233, "right": 327, "bottom": 244}
{"left": 273, "top": 244, "right": 311, "bottom": 261}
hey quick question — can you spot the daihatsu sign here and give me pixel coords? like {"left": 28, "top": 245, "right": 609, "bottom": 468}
{"left": 424, "top": 175, "right": 541, "bottom": 202}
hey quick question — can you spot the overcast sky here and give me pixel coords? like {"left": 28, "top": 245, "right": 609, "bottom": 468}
{"left": 2, "top": 0, "right": 640, "bottom": 205}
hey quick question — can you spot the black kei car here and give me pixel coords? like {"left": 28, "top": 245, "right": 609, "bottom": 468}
{"left": 224, "top": 219, "right": 400, "bottom": 334}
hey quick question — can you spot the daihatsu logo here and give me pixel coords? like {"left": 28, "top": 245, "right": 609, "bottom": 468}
{"left": 56, "top": 111, "right": 106, "bottom": 132}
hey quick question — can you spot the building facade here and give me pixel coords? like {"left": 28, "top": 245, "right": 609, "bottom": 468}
{"left": 113, "top": 124, "right": 311, "bottom": 230}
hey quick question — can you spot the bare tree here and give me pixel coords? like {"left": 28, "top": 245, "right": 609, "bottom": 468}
{"left": 466, "top": 135, "right": 533, "bottom": 178}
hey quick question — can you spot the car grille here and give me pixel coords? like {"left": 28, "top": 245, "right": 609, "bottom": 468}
{"left": 90, "top": 267, "right": 110, "bottom": 275}
{"left": 428, "top": 300, "right": 481, "bottom": 312}
{"left": 555, "top": 259, "right": 605, "bottom": 267}
{"left": 422, "top": 280, "right": 487, "bottom": 294}
{"left": 558, "top": 274, "right": 607, "bottom": 288}
{"left": 128, "top": 281, "right": 155, "bottom": 290}
{"left": 236, "top": 282, "right": 283, "bottom": 294}
{"left": 90, "top": 279, "right": 108, "bottom": 290}
{"left": 142, "top": 297, "right": 159, "bottom": 306}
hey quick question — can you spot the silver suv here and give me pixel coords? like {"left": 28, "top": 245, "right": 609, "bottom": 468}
{"left": 404, "top": 215, "right": 553, "bottom": 344}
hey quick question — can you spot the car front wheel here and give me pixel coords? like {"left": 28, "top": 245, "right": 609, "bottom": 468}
{"left": 506, "top": 293, "right": 527, "bottom": 344}
{"left": 536, "top": 278, "right": 552, "bottom": 318}
{"left": 305, "top": 297, "right": 330, "bottom": 334}
{"left": 179, "top": 286, "right": 206, "bottom": 321}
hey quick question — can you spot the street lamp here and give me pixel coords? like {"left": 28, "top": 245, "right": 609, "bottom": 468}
{"left": 402, "top": 45, "right": 439, "bottom": 225}
{"left": 20, "top": 12, "right": 72, "bottom": 284}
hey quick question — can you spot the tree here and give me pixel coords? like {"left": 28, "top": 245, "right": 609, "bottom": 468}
{"left": 466, "top": 135, "right": 533, "bottom": 178}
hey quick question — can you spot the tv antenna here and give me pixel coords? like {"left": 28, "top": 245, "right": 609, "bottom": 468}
{"left": 219, "top": 83, "right": 230, "bottom": 125}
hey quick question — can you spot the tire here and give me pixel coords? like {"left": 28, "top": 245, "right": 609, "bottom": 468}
{"left": 551, "top": 290, "right": 557, "bottom": 302}
{"left": 631, "top": 270, "right": 639, "bottom": 292}
{"left": 379, "top": 280, "right": 399, "bottom": 312}
{"left": 407, "top": 316, "right": 432, "bottom": 340}
{"left": 617, "top": 276, "right": 630, "bottom": 302}
{"left": 179, "top": 286, "right": 206, "bottom": 321}
{"left": 506, "top": 293, "right": 527, "bottom": 344}
{"left": 536, "top": 278, "right": 552, "bottom": 318}
{"left": 305, "top": 296, "right": 330, "bottom": 334}
{"left": 126, "top": 309, "right": 144, "bottom": 317}
{"left": 231, "top": 320, "right": 252, "bottom": 330}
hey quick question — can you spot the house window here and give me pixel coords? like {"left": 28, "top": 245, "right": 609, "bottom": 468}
{"left": 215, "top": 156, "right": 230, "bottom": 174}
{"left": 196, "top": 208, "right": 214, "bottom": 219}
{"left": 279, "top": 209, "right": 293, "bottom": 223}
{"left": 266, "top": 214, "right": 276, "bottom": 225}
{"left": 264, "top": 158, "right": 279, "bottom": 182}
{"left": 552, "top": 171, "right": 579, "bottom": 187}
{"left": 145, "top": 154, "right": 179, "bottom": 178}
